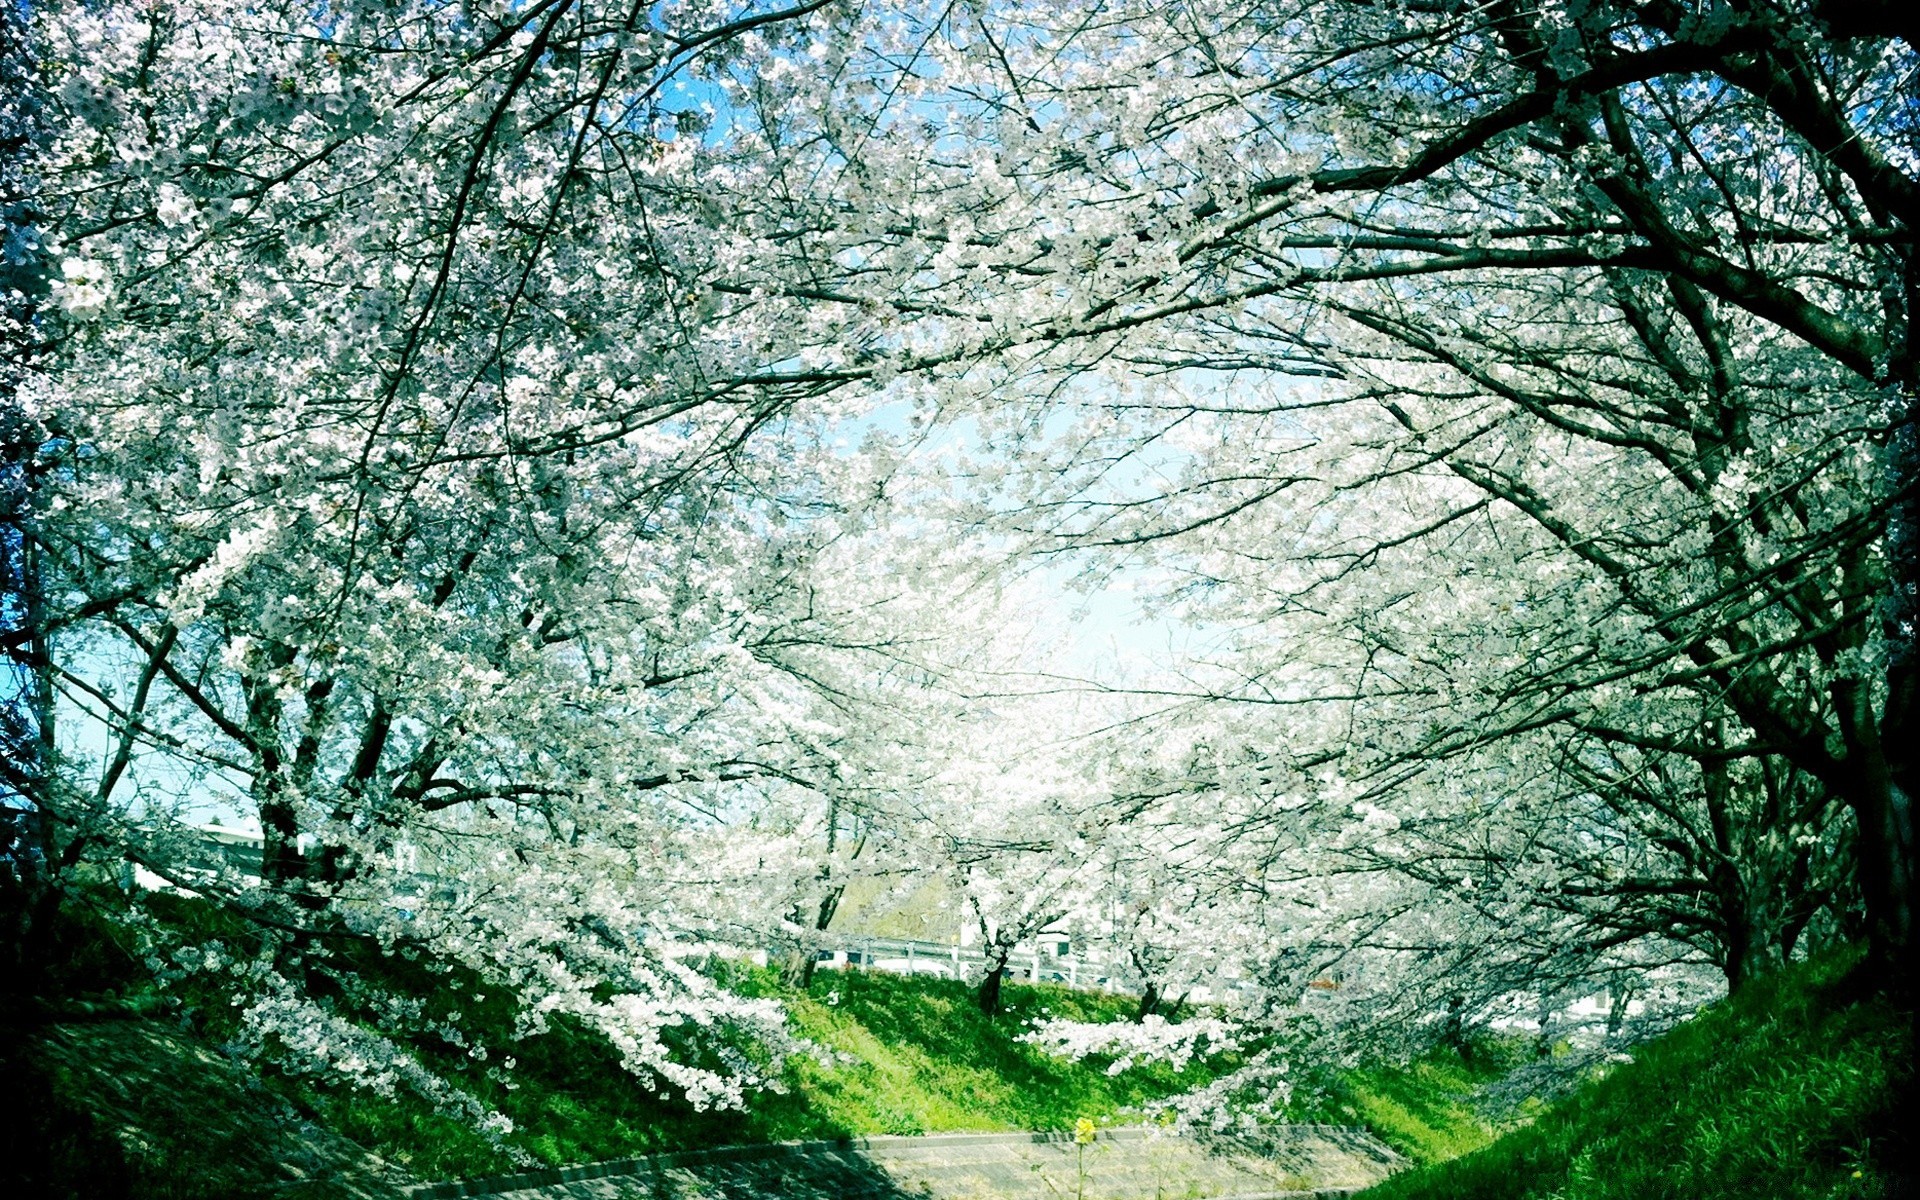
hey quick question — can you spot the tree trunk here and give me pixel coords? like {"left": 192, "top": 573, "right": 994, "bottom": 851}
{"left": 3, "top": 26, "right": 53, "bottom": 988}
{"left": 1605, "top": 980, "right": 1636, "bottom": 1042}
{"left": 1832, "top": 669, "right": 1916, "bottom": 998}
{"left": 1134, "top": 980, "right": 1161, "bottom": 1023}
{"left": 781, "top": 877, "right": 847, "bottom": 989}
{"left": 1440, "top": 992, "right": 1468, "bottom": 1053}
{"left": 1847, "top": 760, "right": 1916, "bottom": 996}
{"left": 1721, "top": 920, "right": 1759, "bottom": 994}
{"left": 1533, "top": 989, "right": 1556, "bottom": 1057}
{"left": 780, "top": 947, "right": 818, "bottom": 990}
{"left": 4, "top": 524, "right": 61, "bottom": 1001}
{"left": 978, "top": 944, "right": 1011, "bottom": 1014}
{"left": 783, "top": 803, "right": 858, "bottom": 990}
{"left": 258, "top": 794, "right": 305, "bottom": 891}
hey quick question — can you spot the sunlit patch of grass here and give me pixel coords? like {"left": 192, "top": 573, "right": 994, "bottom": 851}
{"left": 1339, "top": 1064, "right": 1497, "bottom": 1163}
{"left": 1276, "top": 1033, "right": 1527, "bottom": 1166}
{"left": 769, "top": 967, "right": 1237, "bottom": 1138}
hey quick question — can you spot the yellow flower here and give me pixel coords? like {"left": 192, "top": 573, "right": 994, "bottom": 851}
{"left": 1074, "top": 1117, "right": 1098, "bottom": 1145}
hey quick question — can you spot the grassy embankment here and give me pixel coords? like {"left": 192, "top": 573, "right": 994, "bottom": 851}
{"left": 67, "top": 883, "right": 1917, "bottom": 1197}
{"left": 314, "top": 964, "right": 1248, "bottom": 1179}
{"left": 0, "top": 889, "right": 1195, "bottom": 1186}
{"left": 1359, "top": 950, "right": 1914, "bottom": 1200}
{"left": 280, "top": 966, "right": 1510, "bottom": 1178}
{"left": 8, "top": 885, "right": 1503, "bottom": 1193}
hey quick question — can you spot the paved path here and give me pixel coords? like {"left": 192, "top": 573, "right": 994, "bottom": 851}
{"left": 406, "top": 1126, "right": 1403, "bottom": 1200}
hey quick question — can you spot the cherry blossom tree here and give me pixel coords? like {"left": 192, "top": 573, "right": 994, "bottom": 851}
{"left": 15, "top": 0, "right": 1915, "bottom": 1140}
{"left": 892, "top": 658, "right": 1113, "bottom": 1012}
{"left": 10, "top": 0, "right": 1020, "bottom": 1131}
{"left": 734, "top": 0, "right": 1914, "bottom": 998}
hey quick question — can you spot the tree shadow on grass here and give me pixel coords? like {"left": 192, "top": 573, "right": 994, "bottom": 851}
{"left": 417, "top": 1141, "right": 936, "bottom": 1200}
{"left": 3, "top": 1017, "right": 407, "bottom": 1200}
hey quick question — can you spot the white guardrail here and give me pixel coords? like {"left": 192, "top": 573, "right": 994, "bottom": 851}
{"left": 796, "top": 934, "right": 1146, "bottom": 993}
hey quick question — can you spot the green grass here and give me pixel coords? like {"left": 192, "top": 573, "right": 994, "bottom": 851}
{"left": 766, "top": 967, "right": 1230, "bottom": 1138}
{"left": 1305, "top": 1038, "right": 1531, "bottom": 1164}
{"left": 24, "top": 886, "right": 1912, "bottom": 1199}
{"left": 1358, "top": 951, "right": 1913, "bottom": 1200}
{"left": 17, "top": 888, "right": 1245, "bottom": 1183}
{"left": 305, "top": 965, "right": 1239, "bottom": 1180}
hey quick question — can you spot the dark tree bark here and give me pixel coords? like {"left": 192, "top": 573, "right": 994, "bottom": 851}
{"left": 977, "top": 941, "right": 1013, "bottom": 1014}
{"left": 1134, "top": 979, "right": 1161, "bottom": 1023}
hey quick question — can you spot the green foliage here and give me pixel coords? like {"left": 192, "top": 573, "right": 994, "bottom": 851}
{"left": 1264, "top": 1029, "right": 1533, "bottom": 1166}
{"left": 1359, "top": 952, "right": 1913, "bottom": 1200}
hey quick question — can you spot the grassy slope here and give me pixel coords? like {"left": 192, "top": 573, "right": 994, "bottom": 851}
{"left": 1359, "top": 952, "right": 1914, "bottom": 1200}
{"left": 309, "top": 966, "right": 1247, "bottom": 1180}
{"left": 50, "top": 881, "right": 1241, "bottom": 1181}
{"left": 22, "top": 886, "right": 1279, "bottom": 1187}
{"left": 10, "top": 887, "right": 1501, "bottom": 1190}
{"left": 4, "top": 1019, "right": 409, "bottom": 1200}
{"left": 41, "top": 888, "right": 1908, "bottom": 1197}
{"left": 12, "top": 895, "right": 1248, "bottom": 1189}
{"left": 769, "top": 968, "right": 1230, "bottom": 1136}
{"left": 1315, "top": 1042, "right": 1527, "bottom": 1165}
{"left": 300, "top": 963, "right": 1517, "bottom": 1182}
